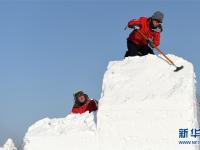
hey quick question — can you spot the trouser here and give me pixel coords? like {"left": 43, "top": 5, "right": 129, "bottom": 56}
{"left": 124, "top": 40, "right": 154, "bottom": 57}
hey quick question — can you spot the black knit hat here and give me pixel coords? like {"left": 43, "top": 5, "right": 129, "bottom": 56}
{"left": 73, "top": 90, "right": 85, "bottom": 99}
{"left": 152, "top": 11, "right": 164, "bottom": 23}
{"left": 73, "top": 90, "right": 89, "bottom": 107}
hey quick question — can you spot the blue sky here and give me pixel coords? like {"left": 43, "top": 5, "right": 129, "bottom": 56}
{"left": 0, "top": 0, "right": 199, "bottom": 147}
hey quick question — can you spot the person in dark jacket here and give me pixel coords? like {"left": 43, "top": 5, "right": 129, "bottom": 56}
{"left": 71, "top": 90, "right": 98, "bottom": 114}
{"left": 125, "top": 11, "right": 164, "bottom": 57}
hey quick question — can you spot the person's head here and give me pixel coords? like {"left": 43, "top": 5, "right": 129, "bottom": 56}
{"left": 151, "top": 11, "right": 164, "bottom": 27}
{"left": 73, "top": 90, "right": 88, "bottom": 104}
{"left": 152, "top": 19, "right": 161, "bottom": 28}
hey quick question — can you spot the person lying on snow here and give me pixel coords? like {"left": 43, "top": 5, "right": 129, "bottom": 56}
{"left": 71, "top": 90, "right": 98, "bottom": 114}
{"left": 125, "top": 11, "right": 164, "bottom": 57}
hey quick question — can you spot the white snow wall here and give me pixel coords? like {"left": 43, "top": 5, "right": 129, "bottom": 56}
{"left": 23, "top": 54, "right": 198, "bottom": 150}
{"left": 97, "top": 54, "right": 198, "bottom": 150}
{"left": 23, "top": 112, "right": 98, "bottom": 150}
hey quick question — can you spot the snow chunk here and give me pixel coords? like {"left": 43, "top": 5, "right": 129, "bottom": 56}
{"left": 97, "top": 54, "right": 198, "bottom": 150}
{"left": 23, "top": 112, "right": 98, "bottom": 150}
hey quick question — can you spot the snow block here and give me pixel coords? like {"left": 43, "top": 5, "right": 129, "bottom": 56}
{"left": 97, "top": 54, "right": 198, "bottom": 150}
{"left": 23, "top": 54, "right": 198, "bottom": 150}
{"left": 23, "top": 112, "right": 98, "bottom": 150}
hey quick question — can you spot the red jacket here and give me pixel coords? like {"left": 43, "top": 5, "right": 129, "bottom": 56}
{"left": 71, "top": 99, "right": 98, "bottom": 114}
{"left": 128, "top": 17, "right": 161, "bottom": 47}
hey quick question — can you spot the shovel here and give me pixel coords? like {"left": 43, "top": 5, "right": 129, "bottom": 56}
{"left": 137, "top": 30, "right": 184, "bottom": 72}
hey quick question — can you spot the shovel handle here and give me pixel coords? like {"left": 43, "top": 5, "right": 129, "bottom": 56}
{"left": 137, "top": 30, "right": 176, "bottom": 67}
{"left": 154, "top": 47, "right": 175, "bottom": 66}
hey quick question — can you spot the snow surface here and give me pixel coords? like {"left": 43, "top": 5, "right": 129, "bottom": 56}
{"left": 23, "top": 112, "right": 98, "bottom": 150}
{"left": 23, "top": 54, "right": 198, "bottom": 150}
{"left": 98, "top": 54, "right": 198, "bottom": 150}
{"left": 0, "top": 139, "right": 17, "bottom": 150}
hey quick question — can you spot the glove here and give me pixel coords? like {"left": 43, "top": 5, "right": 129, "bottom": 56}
{"left": 147, "top": 38, "right": 155, "bottom": 48}
{"left": 147, "top": 38, "right": 153, "bottom": 44}
{"left": 132, "top": 25, "right": 140, "bottom": 30}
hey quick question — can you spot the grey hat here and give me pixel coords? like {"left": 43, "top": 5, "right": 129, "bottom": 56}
{"left": 152, "top": 11, "right": 164, "bottom": 23}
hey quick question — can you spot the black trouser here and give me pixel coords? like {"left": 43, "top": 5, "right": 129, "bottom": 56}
{"left": 125, "top": 40, "right": 154, "bottom": 57}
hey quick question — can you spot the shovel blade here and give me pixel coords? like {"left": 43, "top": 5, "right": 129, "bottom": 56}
{"left": 174, "top": 65, "right": 184, "bottom": 72}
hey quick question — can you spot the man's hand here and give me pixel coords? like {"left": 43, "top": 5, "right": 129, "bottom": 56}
{"left": 147, "top": 38, "right": 155, "bottom": 48}
{"left": 133, "top": 25, "right": 140, "bottom": 30}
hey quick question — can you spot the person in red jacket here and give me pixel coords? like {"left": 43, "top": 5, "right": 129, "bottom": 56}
{"left": 71, "top": 90, "right": 98, "bottom": 114}
{"left": 125, "top": 11, "right": 164, "bottom": 57}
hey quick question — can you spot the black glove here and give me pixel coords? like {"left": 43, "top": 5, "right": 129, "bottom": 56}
{"left": 147, "top": 38, "right": 155, "bottom": 48}
{"left": 147, "top": 38, "right": 153, "bottom": 44}
{"left": 132, "top": 25, "right": 140, "bottom": 30}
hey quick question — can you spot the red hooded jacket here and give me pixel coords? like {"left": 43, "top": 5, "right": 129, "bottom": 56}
{"left": 71, "top": 99, "right": 98, "bottom": 114}
{"left": 127, "top": 17, "right": 161, "bottom": 47}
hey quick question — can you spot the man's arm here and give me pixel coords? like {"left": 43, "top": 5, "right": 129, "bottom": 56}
{"left": 153, "top": 32, "right": 160, "bottom": 47}
{"left": 128, "top": 18, "right": 141, "bottom": 28}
